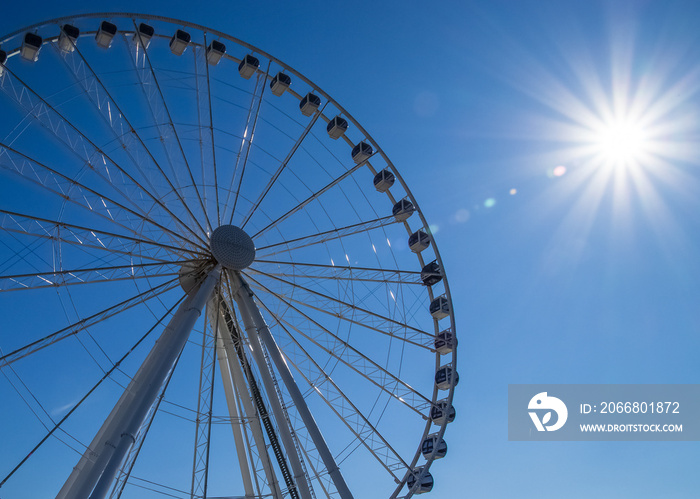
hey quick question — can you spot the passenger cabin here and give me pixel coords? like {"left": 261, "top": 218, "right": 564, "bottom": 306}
{"left": 326, "top": 115, "right": 348, "bottom": 139}
{"left": 435, "top": 364, "right": 459, "bottom": 390}
{"left": 407, "top": 467, "right": 434, "bottom": 494}
{"left": 135, "top": 23, "right": 154, "bottom": 49}
{"left": 429, "top": 295, "right": 449, "bottom": 319}
{"left": 270, "top": 72, "right": 291, "bottom": 96}
{"left": 238, "top": 54, "right": 259, "bottom": 79}
{"left": 300, "top": 92, "right": 321, "bottom": 116}
{"left": 95, "top": 21, "right": 117, "bottom": 49}
{"left": 58, "top": 24, "right": 79, "bottom": 52}
{"left": 351, "top": 141, "right": 373, "bottom": 164}
{"left": 169, "top": 29, "right": 191, "bottom": 56}
{"left": 0, "top": 50, "right": 6, "bottom": 77}
{"left": 392, "top": 199, "right": 414, "bottom": 222}
{"left": 430, "top": 399, "right": 456, "bottom": 426}
{"left": 408, "top": 230, "right": 430, "bottom": 253}
{"left": 21, "top": 33, "right": 42, "bottom": 61}
{"left": 373, "top": 169, "right": 395, "bottom": 192}
{"left": 206, "top": 40, "right": 226, "bottom": 65}
{"left": 434, "top": 328, "right": 456, "bottom": 355}
{"left": 421, "top": 433, "right": 448, "bottom": 459}
{"left": 420, "top": 261, "right": 442, "bottom": 286}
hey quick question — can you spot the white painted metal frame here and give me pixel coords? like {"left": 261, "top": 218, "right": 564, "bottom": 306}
{"left": 55, "top": 265, "right": 221, "bottom": 499}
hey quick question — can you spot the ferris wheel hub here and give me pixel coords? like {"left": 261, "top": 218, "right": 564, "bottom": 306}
{"left": 210, "top": 225, "right": 256, "bottom": 270}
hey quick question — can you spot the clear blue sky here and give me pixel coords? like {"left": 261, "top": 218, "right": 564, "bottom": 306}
{"left": 1, "top": 1, "right": 699, "bottom": 498}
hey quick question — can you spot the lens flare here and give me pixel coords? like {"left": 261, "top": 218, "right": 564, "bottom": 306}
{"left": 553, "top": 165, "right": 567, "bottom": 177}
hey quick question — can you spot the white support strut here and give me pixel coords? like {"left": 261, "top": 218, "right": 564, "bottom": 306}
{"left": 56, "top": 265, "right": 222, "bottom": 499}
{"left": 232, "top": 277, "right": 314, "bottom": 499}
{"left": 231, "top": 271, "right": 354, "bottom": 499}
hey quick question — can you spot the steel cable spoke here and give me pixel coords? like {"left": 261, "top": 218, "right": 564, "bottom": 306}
{"left": 0, "top": 64, "right": 208, "bottom": 249}
{"left": 254, "top": 214, "right": 401, "bottom": 258}
{"left": 52, "top": 33, "right": 209, "bottom": 240}
{"left": 254, "top": 296, "right": 410, "bottom": 481}
{"left": 0, "top": 144, "right": 207, "bottom": 254}
{"left": 251, "top": 154, "right": 375, "bottom": 240}
{"left": 0, "top": 292, "right": 186, "bottom": 488}
{"left": 0, "top": 261, "right": 186, "bottom": 292}
{"left": 245, "top": 274, "right": 432, "bottom": 415}
{"left": 126, "top": 23, "right": 213, "bottom": 233}
{"left": 239, "top": 101, "right": 328, "bottom": 229}
{"left": 247, "top": 268, "right": 433, "bottom": 346}
{"left": 0, "top": 277, "right": 180, "bottom": 367}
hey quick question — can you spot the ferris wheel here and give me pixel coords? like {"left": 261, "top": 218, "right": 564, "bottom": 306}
{"left": 0, "top": 13, "right": 458, "bottom": 499}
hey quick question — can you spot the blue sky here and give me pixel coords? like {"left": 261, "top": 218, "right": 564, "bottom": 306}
{"left": 1, "top": 1, "right": 699, "bottom": 498}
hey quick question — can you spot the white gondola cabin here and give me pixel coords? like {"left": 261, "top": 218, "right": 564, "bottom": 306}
{"left": 420, "top": 260, "right": 442, "bottom": 286}
{"left": 58, "top": 24, "right": 79, "bottom": 52}
{"left": 300, "top": 92, "right": 321, "bottom": 116}
{"left": 429, "top": 295, "right": 449, "bottom": 319}
{"left": 407, "top": 467, "right": 434, "bottom": 494}
{"left": 270, "top": 72, "right": 291, "bottom": 96}
{"left": 434, "top": 328, "right": 456, "bottom": 355}
{"left": 392, "top": 199, "right": 414, "bottom": 222}
{"left": 95, "top": 21, "right": 117, "bottom": 49}
{"left": 206, "top": 40, "right": 226, "bottom": 65}
{"left": 435, "top": 364, "right": 459, "bottom": 390}
{"left": 326, "top": 115, "right": 348, "bottom": 139}
{"left": 430, "top": 399, "right": 456, "bottom": 426}
{"left": 238, "top": 54, "right": 259, "bottom": 79}
{"left": 169, "top": 29, "right": 191, "bottom": 56}
{"left": 0, "top": 50, "right": 6, "bottom": 77}
{"left": 373, "top": 169, "right": 395, "bottom": 192}
{"left": 421, "top": 433, "right": 448, "bottom": 459}
{"left": 21, "top": 33, "right": 42, "bottom": 61}
{"left": 408, "top": 230, "right": 430, "bottom": 253}
{"left": 351, "top": 141, "right": 373, "bottom": 164}
{"left": 135, "top": 23, "right": 154, "bottom": 49}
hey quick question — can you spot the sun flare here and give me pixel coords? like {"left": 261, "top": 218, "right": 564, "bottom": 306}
{"left": 593, "top": 118, "right": 649, "bottom": 166}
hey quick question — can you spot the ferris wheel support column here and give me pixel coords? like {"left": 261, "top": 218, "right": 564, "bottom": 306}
{"left": 57, "top": 265, "right": 222, "bottom": 499}
{"left": 232, "top": 272, "right": 355, "bottom": 499}
{"left": 231, "top": 275, "right": 313, "bottom": 499}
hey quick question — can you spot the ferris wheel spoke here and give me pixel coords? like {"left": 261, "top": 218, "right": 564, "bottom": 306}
{"left": 246, "top": 270, "right": 434, "bottom": 348}
{"left": 252, "top": 155, "right": 374, "bottom": 240}
{"left": 0, "top": 143, "right": 202, "bottom": 254}
{"left": 254, "top": 214, "right": 401, "bottom": 258}
{"left": 126, "top": 25, "right": 213, "bottom": 233}
{"left": 254, "top": 297, "right": 410, "bottom": 482}
{"left": 0, "top": 260, "right": 187, "bottom": 292}
{"left": 228, "top": 62, "right": 271, "bottom": 223}
{"left": 252, "top": 260, "right": 423, "bottom": 286}
{"left": 0, "top": 277, "right": 180, "bottom": 368}
{"left": 193, "top": 34, "right": 220, "bottom": 226}
{"left": 0, "top": 210, "right": 205, "bottom": 265}
{"left": 49, "top": 36, "right": 209, "bottom": 241}
{"left": 245, "top": 276, "right": 432, "bottom": 416}
{"left": 0, "top": 64, "right": 209, "bottom": 249}
{"left": 0, "top": 292, "right": 185, "bottom": 490}
{"left": 239, "top": 101, "right": 328, "bottom": 229}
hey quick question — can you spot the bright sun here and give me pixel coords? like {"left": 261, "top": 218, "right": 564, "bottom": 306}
{"left": 594, "top": 118, "right": 649, "bottom": 166}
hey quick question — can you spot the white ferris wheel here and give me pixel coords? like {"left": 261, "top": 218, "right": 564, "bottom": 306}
{"left": 0, "top": 13, "right": 458, "bottom": 499}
